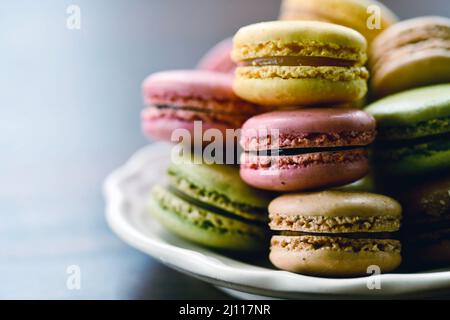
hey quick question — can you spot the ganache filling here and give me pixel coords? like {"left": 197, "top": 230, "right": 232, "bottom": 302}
{"left": 240, "top": 56, "right": 357, "bottom": 67}
{"left": 167, "top": 186, "right": 266, "bottom": 226}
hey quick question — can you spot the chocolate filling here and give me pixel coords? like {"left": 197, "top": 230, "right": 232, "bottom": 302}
{"left": 246, "top": 145, "right": 367, "bottom": 156}
{"left": 278, "top": 230, "right": 400, "bottom": 240}
{"left": 240, "top": 56, "right": 357, "bottom": 67}
{"left": 167, "top": 186, "right": 267, "bottom": 226}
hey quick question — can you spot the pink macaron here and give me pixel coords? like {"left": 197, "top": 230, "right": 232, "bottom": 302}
{"left": 197, "top": 38, "right": 235, "bottom": 73}
{"left": 240, "top": 109, "right": 376, "bottom": 191}
{"left": 142, "top": 70, "right": 265, "bottom": 143}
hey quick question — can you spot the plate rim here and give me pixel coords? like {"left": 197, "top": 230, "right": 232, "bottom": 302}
{"left": 103, "top": 143, "right": 450, "bottom": 298}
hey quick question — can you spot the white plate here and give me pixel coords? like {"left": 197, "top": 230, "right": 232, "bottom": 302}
{"left": 104, "top": 142, "right": 450, "bottom": 299}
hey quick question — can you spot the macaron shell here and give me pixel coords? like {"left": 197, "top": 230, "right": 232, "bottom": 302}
{"left": 270, "top": 236, "right": 401, "bottom": 276}
{"left": 241, "top": 108, "right": 376, "bottom": 148}
{"left": 374, "top": 139, "right": 450, "bottom": 176}
{"left": 169, "top": 152, "right": 273, "bottom": 214}
{"left": 141, "top": 116, "right": 232, "bottom": 143}
{"left": 369, "top": 16, "right": 450, "bottom": 97}
{"left": 268, "top": 190, "right": 402, "bottom": 218}
{"left": 240, "top": 150, "right": 370, "bottom": 192}
{"left": 365, "top": 84, "right": 450, "bottom": 130}
{"left": 233, "top": 74, "right": 368, "bottom": 106}
{"left": 232, "top": 21, "right": 367, "bottom": 62}
{"left": 149, "top": 186, "right": 267, "bottom": 251}
{"left": 142, "top": 70, "right": 238, "bottom": 103}
{"left": 401, "top": 175, "right": 450, "bottom": 220}
{"left": 197, "top": 38, "right": 235, "bottom": 73}
{"left": 141, "top": 70, "right": 268, "bottom": 143}
{"left": 371, "top": 51, "right": 450, "bottom": 98}
{"left": 279, "top": 0, "right": 398, "bottom": 44}
{"left": 371, "top": 16, "right": 450, "bottom": 60}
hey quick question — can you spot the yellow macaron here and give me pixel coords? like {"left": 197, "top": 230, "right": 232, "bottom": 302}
{"left": 232, "top": 21, "right": 369, "bottom": 107}
{"left": 279, "top": 0, "right": 398, "bottom": 45}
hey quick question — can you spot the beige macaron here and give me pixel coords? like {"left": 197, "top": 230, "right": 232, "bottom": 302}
{"left": 269, "top": 191, "right": 402, "bottom": 277}
{"left": 370, "top": 16, "right": 450, "bottom": 98}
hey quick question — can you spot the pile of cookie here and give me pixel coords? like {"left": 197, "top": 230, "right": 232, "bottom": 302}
{"left": 141, "top": 0, "right": 450, "bottom": 277}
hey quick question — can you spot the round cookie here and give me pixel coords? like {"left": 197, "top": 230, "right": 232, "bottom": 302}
{"left": 268, "top": 191, "right": 402, "bottom": 276}
{"left": 365, "top": 84, "right": 450, "bottom": 176}
{"left": 231, "top": 21, "right": 369, "bottom": 107}
{"left": 148, "top": 153, "right": 274, "bottom": 251}
{"left": 240, "top": 108, "right": 376, "bottom": 191}
{"left": 141, "top": 70, "right": 267, "bottom": 143}
{"left": 398, "top": 175, "right": 450, "bottom": 267}
{"left": 370, "top": 16, "right": 450, "bottom": 97}
{"left": 197, "top": 38, "right": 235, "bottom": 73}
{"left": 279, "top": 0, "right": 398, "bottom": 45}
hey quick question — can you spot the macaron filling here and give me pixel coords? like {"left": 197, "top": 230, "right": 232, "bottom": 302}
{"left": 167, "top": 168, "right": 268, "bottom": 222}
{"left": 240, "top": 56, "right": 357, "bottom": 67}
{"left": 167, "top": 185, "right": 266, "bottom": 226}
{"left": 151, "top": 185, "right": 266, "bottom": 240}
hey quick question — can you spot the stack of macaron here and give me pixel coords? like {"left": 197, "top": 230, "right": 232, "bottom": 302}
{"left": 140, "top": 0, "right": 450, "bottom": 277}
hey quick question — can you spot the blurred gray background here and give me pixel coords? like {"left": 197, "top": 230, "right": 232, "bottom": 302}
{"left": 0, "top": 0, "right": 449, "bottom": 299}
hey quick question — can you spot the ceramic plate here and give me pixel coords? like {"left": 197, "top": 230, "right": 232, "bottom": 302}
{"left": 103, "top": 142, "right": 450, "bottom": 299}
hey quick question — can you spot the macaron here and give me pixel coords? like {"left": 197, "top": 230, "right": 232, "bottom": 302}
{"left": 370, "top": 16, "right": 450, "bottom": 98}
{"left": 365, "top": 84, "right": 450, "bottom": 176}
{"left": 269, "top": 191, "right": 402, "bottom": 276}
{"left": 197, "top": 38, "right": 236, "bottom": 73}
{"left": 231, "top": 21, "right": 369, "bottom": 107}
{"left": 240, "top": 109, "right": 376, "bottom": 191}
{"left": 148, "top": 153, "right": 274, "bottom": 251}
{"left": 398, "top": 175, "right": 450, "bottom": 267}
{"left": 279, "top": 0, "right": 398, "bottom": 45}
{"left": 141, "top": 70, "right": 267, "bottom": 143}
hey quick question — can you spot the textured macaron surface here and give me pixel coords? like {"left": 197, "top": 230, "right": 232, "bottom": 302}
{"left": 197, "top": 38, "right": 235, "bottom": 73}
{"left": 371, "top": 16, "right": 450, "bottom": 64}
{"left": 142, "top": 69, "right": 265, "bottom": 118}
{"left": 232, "top": 21, "right": 367, "bottom": 64}
{"left": 239, "top": 109, "right": 374, "bottom": 191}
{"left": 241, "top": 109, "right": 376, "bottom": 150}
{"left": 143, "top": 70, "right": 237, "bottom": 102}
{"left": 149, "top": 185, "right": 267, "bottom": 251}
{"left": 141, "top": 70, "right": 269, "bottom": 141}
{"left": 365, "top": 84, "right": 450, "bottom": 140}
{"left": 279, "top": 0, "right": 398, "bottom": 44}
{"left": 268, "top": 191, "right": 401, "bottom": 233}
{"left": 268, "top": 191, "right": 402, "bottom": 275}
{"left": 167, "top": 153, "right": 273, "bottom": 222}
{"left": 231, "top": 21, "right": 369, "bottom": 106}
{"left": 370, "top": 16, "right": 450, "bottom": 97}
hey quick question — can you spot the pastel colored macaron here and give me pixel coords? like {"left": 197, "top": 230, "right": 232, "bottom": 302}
{"left": 197, "top": 38, "right": 236, "bottom": 73}
{"left": 240, "top": 109, "right": 376, "bottom": 191}
{"left": 231, "top": 21, "right": 369, "bottom": 107}
{"left": 141, "top": 70, "right": 267, "bottom": 143}
{"left": 279, "top": 0, "right": 398, "bottom": 45}
{"left": 269, "top": 191, "right": 402, "bottom": 276}
{"left": 398, "top": 175, "right": 450, "bottom": 267}
{"left": 148, "top": 153, "right": 274, "bottom": 251}
{"left": 365, "top": 84, "right": 450, "bottom": 176}
{"left": 370, "top": 16, "right": 450, "bottom": 98}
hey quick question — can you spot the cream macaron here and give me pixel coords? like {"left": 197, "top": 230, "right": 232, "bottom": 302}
{"left": 269, "top": 191, "right": 402, "bottom": 277}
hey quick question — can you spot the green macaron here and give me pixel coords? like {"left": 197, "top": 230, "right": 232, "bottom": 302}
{"left": 365, "top": 84, "right": 450, "bottom": 176}
{"left": 148, "top": 153, "right": 274, "bottom": 251}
